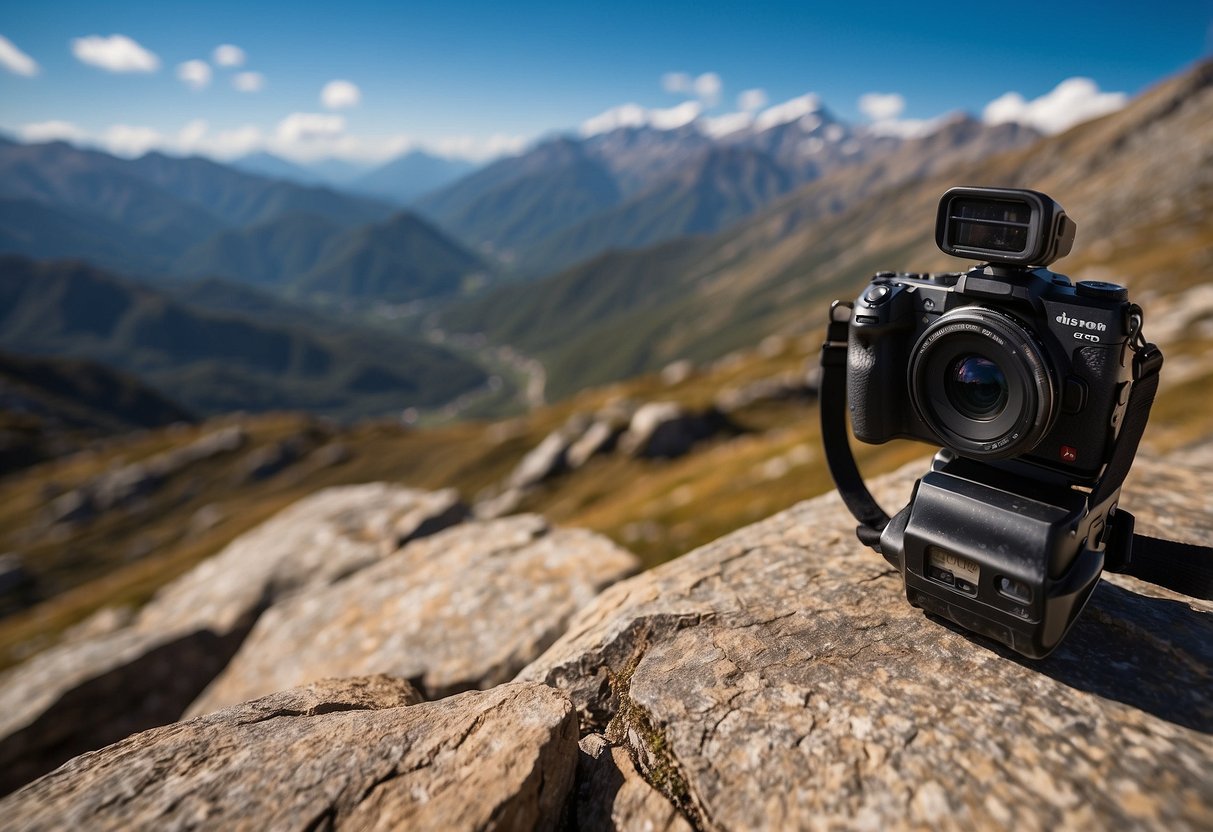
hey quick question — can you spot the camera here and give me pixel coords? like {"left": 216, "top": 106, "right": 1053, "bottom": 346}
{"left": 821, "top": 186, "right": 1166, "bottom": 658}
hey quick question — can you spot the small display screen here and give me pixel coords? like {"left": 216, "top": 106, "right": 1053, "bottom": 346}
{"left": 947, "top": 197, "right": 1033, "bottom": 254}
{"left": 926, "top": 546, "right": 980, "bottom": 595}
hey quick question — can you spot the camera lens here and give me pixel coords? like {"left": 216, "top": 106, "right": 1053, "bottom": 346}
{"left": 909, "top": 308, "right": 1057, "bottom": 458}
{"left": 946, "top": 355, "right": 1009, "bottom": 420}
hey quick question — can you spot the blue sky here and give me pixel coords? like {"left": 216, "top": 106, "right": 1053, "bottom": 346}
{"left": 1, "top": 0, "right": 1210, "bottom": 164}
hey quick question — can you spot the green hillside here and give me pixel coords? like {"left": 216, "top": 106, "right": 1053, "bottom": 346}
{"left": 0, "top": 257, "right": 486, "bottom": 420}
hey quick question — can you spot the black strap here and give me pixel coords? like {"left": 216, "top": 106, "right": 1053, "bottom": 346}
{"left": 820, "top": 302, "right": 889, "bottom": 547}
{"left": 819, "top": 302, "right": 1213, "bottom": 601}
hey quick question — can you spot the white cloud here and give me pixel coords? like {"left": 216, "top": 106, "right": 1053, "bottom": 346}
{"left": 212, "top": 44, "right": 245, "bottom": 67}
{"left": 277, "top": 112, "right": 346, "bottom": 143}
{"left": 18, "top": 120, "right": 88, "bottom": 143}
{"left": 662, "top": 72, "right": 692, "bottom": 94}
{"left": 100, "top": 124, "right": 163, "bottom": 157}
{"left": 321, "top": 79, "right": 361, "bottom": 109}
{"left": 693, "top": 72, "right": 722, "bottom": 107}
{"left": 982, "top": 77, "right": 1127, "bottom": 134}
{"left": 662, "top": 70, "right": 722, "bottom": 106}
{"left": 580, "top": 101, "right": 701, "bottom": 137}
{"left": 176, "top": 59, "right": 211, "bottom": 90}
{"left": 0, "top": 34, "right": 39, "bottom": 77}
{"left": 737, "top": 88, "right": 767, "bottom": 113}
{"left": 71, "top": 34, "right": 159, "bottom": 73}
{"left": 9, "top": 116, "right": 524, "bottom": 165}
{"left": 233, "top": 71, "right": 265, "bottom": 92}
{"left": 858, "top": 92, "right": 905, "bottom": 122}
{"left": 866, "top": 113, "right": 953, "bottom": 139}
{"left": 754, "top": 93, "right": 822, "bottom": 132}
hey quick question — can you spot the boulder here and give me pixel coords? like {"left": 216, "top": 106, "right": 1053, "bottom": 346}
{"left": 567, "top": 400, "right": 635, "bottom": 470}
{"left": 619, "top": 402, "right": 732, "bottom": 459}
{"left": 1, "top": 678, "right": 578, "bottom": 832}
{"left": 713, "top": 365, "right": 818, "bottom": 413}
{"left": 0, "top": 484, "right": 468, "bottom": 795}
{"left": 519, "top": 446, "right": 1213, "bottom": 830}
{"left": 188, "top": 514, "right": 640, "bottom": 713}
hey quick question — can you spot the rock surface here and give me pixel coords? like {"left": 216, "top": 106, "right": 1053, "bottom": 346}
{"left": 520, "top": 446, "right": 1213, "bottom": 831}
{"left": 0, "top": 483, "right": 468, "bottom": 795}
{"left": 577, "top": 733, "right": 693, "bottom": 832}
{"left": 189, "top": 514, "right": 639, "bottom": 713}
{"left": 1, "top": 677, "right": 578, "bottom": 832}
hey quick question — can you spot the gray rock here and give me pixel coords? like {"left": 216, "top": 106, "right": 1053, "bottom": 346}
{"left": 520, "top": 446, "right": 1213, "bottom": 831}
{"left": 619, "top": 402, "right": 731, "bottom": 459}
{"left": 713, "top": 365, "right": 818, "bottom": 413}
{"left": 0, "top": 483, "right": 468, "bottom": 795}
{"left": 1, "top": 678, "right": 579, "bottom": 832}
{"left": 577, "top": 733, "right": 693, "bottom": 832}
{"left": 507, "top": 415, "right": 591, "bottom": 490}
{"left": 188, "top": 514, "right": 640, "bottom": 713}
{"left": 568, "top": 401, "right": 635, "bottom": 469}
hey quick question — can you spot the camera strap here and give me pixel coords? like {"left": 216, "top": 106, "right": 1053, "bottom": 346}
{"left": 819, "top": 301, "right": 1213, "bottom": 601}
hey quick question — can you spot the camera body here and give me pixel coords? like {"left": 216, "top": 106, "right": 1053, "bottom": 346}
{"left": 847, "top": 265, "right": 1138, "bottom": 484}
{"left": 833, "top": 186, "right": 1156, "bottom": 658}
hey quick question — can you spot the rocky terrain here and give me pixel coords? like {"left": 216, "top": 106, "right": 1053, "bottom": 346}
{"left": 0, "top": 437, "right": 1209, "bottom": 829}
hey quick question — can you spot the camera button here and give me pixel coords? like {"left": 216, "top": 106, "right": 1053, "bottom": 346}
{"left": 863, "top": 285, "right": 892, "bottom": 305}
{"left": 1062, "top": 377, "right": 1087, "bottom": 413}
{"left": 1076, "top": 280, "right": 1128, "bottom": 301}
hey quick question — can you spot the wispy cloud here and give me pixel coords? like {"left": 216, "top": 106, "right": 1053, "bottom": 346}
{"left": 212, "top": 44, "right": 245, "bottom": 68}
{"left": 663, "top": 71, "right": 722, "bottom": 106}
{"left": 0, "top": 34, "right": 39, "bottom": 77}
{"left": 233, "top": 71, "right": 265, "bottom": 93}
{"left": 18, "top": 120, "right": 88, "bottom": 143}
{"left": 983, "top": 77, "right": 1126, "bottom": 134}
{"left": 321, "top": 80, "right": 361, "bottom": 109}
{"left": 71, "top": 34, "right": 159, "bottom": 73}
{"left": 856, "top": 91, "right": 951, "bottom": 138}
{"left": 176, "top": 60, "right": 212, "bottom": 91}
{"left": 277, "top": 112, "right": 346, "bottom": 143}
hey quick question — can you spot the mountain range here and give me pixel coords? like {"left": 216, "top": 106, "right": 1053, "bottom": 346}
{"left": 441, "top": 58, "right": 1213, "bottom": 399}
{"left": 234, "top": 150, "right": 477, "bottom": 204}
{"left": 0, "top": 140, "right": 485, "bottom": 303}
{"left": 413, "top": 102, "right": 1039, "bottom": 275}
{"left": 0, "top": 256, "right": 486, "bottom": 420}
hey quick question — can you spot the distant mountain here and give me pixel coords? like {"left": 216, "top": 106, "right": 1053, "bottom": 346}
{"left": 295, "top": 212, "right": 487, "bottom": 301}
{"left": 350, "top": 151, "right": 477, "bottom": 204}
{"left": 175, "top": 211, "right": 485, "bottom": 302}
{"left": 230, "top": 152, "right": 326, "bottom": 185}
{"left": 442, "top": 59, "right": 1213, "bottom": 399}
{"left": 415, "top": 99, "right": 999, "bottom": 275}
{"left": 0, "top": 257, "right": 486, "bottom": 419}
{"left": 0, "top": 349, "right": 194, "bottom": 475}
{"left": 0, "top": 142, "right": 396, "bottom": 278}
{"left": 415, "top": 138, "right": 622, "bottom": 260}
{"left": 174, "top": 214, "right": 347, "bottom": 287}
{"left": 517, "top": 144, "right": 796, "bottom": 275}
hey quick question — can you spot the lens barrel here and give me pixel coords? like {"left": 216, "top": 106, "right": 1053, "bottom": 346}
{"left": 909, "top": 308, "right": 1056, "bottom": 458}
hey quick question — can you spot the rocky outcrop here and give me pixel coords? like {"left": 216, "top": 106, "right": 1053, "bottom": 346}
{"left": 1, "top": 677, "right": 578, "bottom": 832}
{"left": 43, "top": 425, "right": 247, "bottom": 527}
{"left": 619, "top": 402, "right": 732, "bottom": 459}
{"left": 713, "top": 365, "right": 819, "bottom": 413}
{"left": 519, "top": 447, "right": 1213, "bottom": 830}
{"left": 0, "top": 483, "right": 468, "bottom": 795}
{"left": 188, "top": 514, "right": 640, "bottom": 713}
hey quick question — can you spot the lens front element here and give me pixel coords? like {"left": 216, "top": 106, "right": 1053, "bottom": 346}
{"left": 946, "top": 354, "right": 1009, "bottom": 420}
{"left": 909, "top": 308, "right": 1057, "bottom": 458}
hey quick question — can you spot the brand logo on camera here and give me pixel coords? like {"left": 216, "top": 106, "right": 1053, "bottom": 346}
{"left": 1055, "top": 312, "right": 1106, "bottom": 342}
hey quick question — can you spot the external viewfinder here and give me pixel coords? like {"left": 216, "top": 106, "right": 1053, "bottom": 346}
{"left": 935, "top": 186, "right": 1075, "bottom": 267}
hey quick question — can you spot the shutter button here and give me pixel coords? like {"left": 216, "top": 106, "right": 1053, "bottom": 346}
{"left": 864, "top": 285, "right": 892, "bottom": 305}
